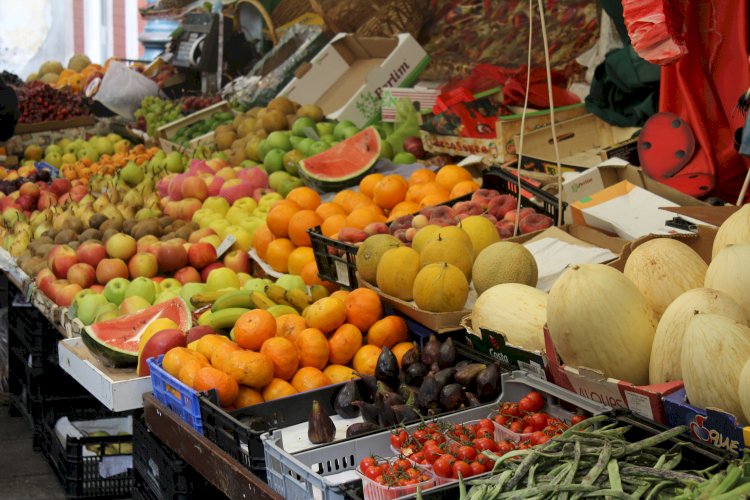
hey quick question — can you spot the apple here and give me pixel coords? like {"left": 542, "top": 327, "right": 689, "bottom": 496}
{"left": 67, "top": 262, "right": 96, "bottom": 289}
{"left": 105, "top": 233, "right": 137, "bottom": 261}
{"left": 96, "top": 258, "right": 129, "bottom": 285}
{"left": 202, "top": 196, "right": 230, "bottom": 215}
{"left": 206, "top": 267, "right": 240, "bottom": 291}
{"left": 276, "top": 274, "right": 307, "bottom": 292}
{"left": 187, "top": 242, "right": 217, "bottom": 269}
{"left": 154, "top": 288, "right": 180, "bottom": 304}
{"left": 253, "top": 188, "right": 275, "bottom": 203}
{"left": 208, "top": 219, "right": 231, "bottom": 239}
{"left": 174, "top": 266, "right": 201, "bottom": 285}
{"left": 19, "top": 182, "right": 40, "bottom": 199}
{"left": 215, "top": 167, "right": 236, "bottom": 180}
{"left": 47, "top": 279, "right": 67, "bottom": 304}
{"left": 179, "top": 282, "right": 206, "bottom": 311}
{"left": 168, "top": 174, "right": 187, "bottom": 201}
{"left": 200, "top": 235, "right": 223, "bottom": 249}
{"left": 238, "top": 217, "right": 264, "bottom": 240}
{"left": 77, "top": 293, "right": 110, "bottom": 325}
{"left": 223, "top": 249, "right": 251, "bottom": 274}
{"left": 56, "top": 283, "right": 83, "bottom": 307}
{"left": 188, "top": 227, "right": 216, "bottom": 243}
{"left": 186, "top": 325, "right": 216, "bottom": 344}
{"left": 128, "top": 253, "right": 158, "bottom": 278}
{"left": 205, "top": 158, "right": 227, "bottom": 172}
{"left": 48, "top": 245, "right": 78, "bottom": 279}
{"left": 158, "top": 278, "right": 182, "bottom": 292}
{"left": 188, "top": 159, "right": 213, "bottom": 175}
{"left": 205, "top": 175, "right": 225, "bottom": 197}
{"left": 226, "top": 226, "right": 252, "bottom": 252}
{"left": 119, "top": 296, "right": 151, "bottom": 315}
{"left": 200, "top": 262, "right": 224, "bottom": 282}
{"left": 243, "top": 278, "right": 272, "bottom": 293}
{"left": 232, "top": 196, "right": 259, "bottom": 214}
{"left": 76, "top": 241, "right": 107, "bottom": 268}
{"left": 90, "top": 284, "right": 104, "bottom": 294}
{"left": 125, "top": 277, "right": 157, "bottom": 304}
{"left": 157, "top": 242, "right": 188, "bottom": 272}
{"left": 37, "top": 191, "right": 58, "bottom": 210}
{"left": 179, "top": 198, "right": 203, "bottom": 221}
{"left": 180, "top": 176, "right": 209, "bottom": 201}
{"left": 237, "top": 272, "right": 251, "bottom": 286}
{"left": 236, "top": 167, "right": 268, "bottom": 192}
{"left": 95, "top": 303, "right": 119, "bottom": 322}
{"left": 258, "top": 192, "right": 283, "bottom": 210}
{"left": 35, "top": 269, "right": 56, "bottom": 296}
{"left": 48, "top": 178, "right": 72, "bottom": 197}
{"left": 103, "top": 277, "right": 130, "bottom": 305}
{"left": 219, "top": 179, "right": 253, "bottom": 204}
{"left": 137, "top": 235, "right": 159, "bottom": 253}
{"left": 69, "top": 185, "right": 89, "bottom": 203}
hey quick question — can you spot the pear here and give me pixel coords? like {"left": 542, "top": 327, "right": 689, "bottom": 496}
{"left": 123, "top": 189, "right": 144, "bottom": 209}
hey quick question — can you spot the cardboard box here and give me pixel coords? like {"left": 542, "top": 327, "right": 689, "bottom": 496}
{"left": 5, "top": 119, "right": 100, "bottom": 155}
{"left": 420, "top": 103, "right": 587, "bottom": 164}
{"left": 517, "top": 114, "right": 640, "bottom": 174}
{"left": 663, "top": 387, "right": 748, "bottom": 456}
{"left": 380, "top": 86, "right": 439, "bottom": 122}
{"left": 14, "top": 116, "right": 97, "bottom": 135}
{"left": 544, "top": 327, "right": 683, "bottom": 424}
{"left": 279, "top": 33, "right": 430, "bottom": 128}
{"left": 156, "top": 101, "right": 231, "bottom": 154}
{"left": 58, "top": 337, "right": 152, "bottom": 412}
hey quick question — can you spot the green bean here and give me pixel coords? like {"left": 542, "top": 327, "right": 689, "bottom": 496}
{"left": 505, "top": 450, "right": 543, "bottom": 491}
{"left": 644, "top": 480, "right": 673, "bottom": 499}
{"left": 616, "top": 426, "right": 688, "bottom": 457}
{"left": 713, "top": 481, "right": 750, "bottom": 500}
{"left": 527, "top": 463, "right": 538, "bottom": 488}
{"left": 581, "top": 490, "right": 636, "bottom": 499}
{"left": 608, "top": 459, "right": 623, "bottom": 492}
{"left": 620, "top": 465, "right": 704, "bottom": 483}
{"left": 572, "top": 440, "right": 612, "bottom": 500}
{"left": 497, "top": 484, "right": 599, "bottom": 498}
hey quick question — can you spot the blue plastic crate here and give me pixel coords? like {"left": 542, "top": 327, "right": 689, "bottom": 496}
{"left": 148, "top": 356, "right": 204, "bottom": 433}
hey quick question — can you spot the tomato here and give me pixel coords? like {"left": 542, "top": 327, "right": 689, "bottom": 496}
{"left": 375, "top": 474, "right": 385, "bottom": 484}
{"left": 470, "top": 461, "right": 486, "bottom": 476}
{"left": 571, "top": 415, "right": 586, "bottom": 425}
{"left": 505, "top": 403, "right": 520, "bottom": 417}
{"left": 390, "top": 430, "right": 408, "bottom": 449}
{"left": 472, "top": 437, "right": 496, "bottom": 452}
{"left": 413, "top": 429, "right": 428, "bottom": 444}
{"left": 535, "top": 434, "right": 551, "bottom": 445}
{"left": 380, "top": 463, "right": 391, "bottom": 474}
{"left": 359, "top": 457, "right": 376, "bottom": 472}
{"left": 452, "top": 460, "right": 472, "bottom": 479}
{"left": 525, "top": 391, "right": 545, "bottom": 412}
{"left": 530, "top": 431, "right": 548, "bottom": 445}
{"left": 518, "top": 397, "right": 534, "bottom": 413}
{"left": 478, "top": 418, "right": 495, "bottom": 432}
{"left": 365, "top": 465, "right": 381, "bottom": 480}
{"left": 433, "top": 455, "right": 454, "bottom": 478}
{"left": 423, "top": 439, "right": 439, "bottom": 449}
{"left": 424, "top": 443, "right": 444, "bottom": 464}
{"left": 529, "top": 413, "right": 548, "bottom": 431}
{"left": 448, "top": 442, "right": 461, "bottom": 456}
{"left": 476, "top": 429, "right": 494, "bottom": 440}
{"left": 496, "top": 440, "right": 514, "bottom": 454}
{"left": 510, "top": 421, "right": 524, "bottom": 433}
{"left": 457, "top": 445, "right": 478, "bottom": 461}
{"left": 494, "top": 414, "right": 509, "bottom": 426}
{"left": 396, "top": 458, "right": 411, "bottom": 471}
{"left": 522, "top": 425, "right": 535, "bottom": 434}
{"left": 410, "top": 451, "right": 426, "bottom": 464}
{"left": 433, "top": 433, "right": 447, "bottom": 444}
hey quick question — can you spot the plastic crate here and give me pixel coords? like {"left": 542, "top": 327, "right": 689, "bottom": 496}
{"left": 199, "top": 342, "right": 496, "bottom": 481}
{"left": 309, "top": 167, "right": 565, "bottom": 289}
{"left": 133, "top": 417, "right": 225, "bottom": 500}
{"left": 356, "top": 458, "right": 435, "bottom": 500}
{"left": 42, "top": 408, "right": 134, "bottom": 499}
{"left": 147, "top": 356, "right": 206, "bottom": 433}
{"left": 261, "top": 371, "right": 608, "bottom": 500}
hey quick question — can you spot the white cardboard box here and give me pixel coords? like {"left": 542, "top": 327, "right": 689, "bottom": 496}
{"left": 279, "top": 33, "right": 430, "bottom": 127}
{"left": 58, "top": 337, "right": 152, "bottom": 412}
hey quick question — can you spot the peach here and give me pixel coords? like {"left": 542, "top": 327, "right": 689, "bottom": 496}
{"left": 181, "top": 176, "right": 209, "bottom": 201}
{"left": 503, "top": 207, "right": 536, "bottom": 223}
{"left": 471, "top": 189, "right": 501, "bottom": 209}
{"left": 519, "top": 214, "right": 554, "bottom": 234}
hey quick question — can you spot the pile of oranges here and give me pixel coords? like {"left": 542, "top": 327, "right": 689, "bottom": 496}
{"left": 60, "top": 144, "right": 160, "bottom": 183}
{"left": 160, "top": 288, "right": 416, "bottom": 408}
{"left": 252, "top": 165, "right": 478, "bottom": 276}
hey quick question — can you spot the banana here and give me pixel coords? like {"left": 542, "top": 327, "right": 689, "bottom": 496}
{"left": 251, "top": 291, "right": 277, "bottom": 310}
{"left": 310, "top": 284, "right": 330, "bottom": 302}
{"left": 204, "top": 307, "right": 252, "bottom": 331}
{"left": 285, "top": 288, "right": 313, "bottom": 313}
{"left": 190, "top": 290, "right": 228, "bottom": 309}
{"left": 212, "top": 291, "right": 255, "bottom": 312}
{"left": 265, "top": 284, "right": 291, "bottom": 306}
{"left": 197, "top": 309, "right": 213, "bottom": 326}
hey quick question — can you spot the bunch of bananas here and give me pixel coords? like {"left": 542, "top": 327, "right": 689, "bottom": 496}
{"left": 194, "top": 284, "right": 330, "bottom": 331}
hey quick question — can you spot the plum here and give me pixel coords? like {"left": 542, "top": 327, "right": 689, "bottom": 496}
{"left": 519, "top": 214, "right": 554, "bottom": 234}
{"left": 487, "top": 195, "right": 517, "bottom": 219}
{"left": 504, "top": 207, "right": 536, "bottom": 223}
{"left": 495, "top": 220, "right": 515, "bottom": 239}
{"left": 430, "top": 217, "right": 456, "bottom": 227}
{"left": 364, "top": 222, "right": 389, "bottom": 236}
{"left": 393, "top": 228, "right": 409, "bottom": 243}
{"left": 482, "top": 213, "right": 498, "bottom": 224}
{"left": 389, "top": 214, "right": 414, "bottom": 234}
{"left": 471, "top": 189, "right": 501, "bottom": 209}
{"left": 421, "top": 205, "right": 455, "bottom": 221}
{"left": 454, "top": 201, "right": 484, "bottom": 217}
{"left": 339, "top": 227, "right": 369, "bottom": 243}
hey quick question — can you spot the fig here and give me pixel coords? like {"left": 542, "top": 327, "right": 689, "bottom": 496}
{"left": 346, "top": 422, "right": 382, "bottom": 438}
{"left": 378, "top": 398, "right": 397, "bottom": 427}
{"left": 334, "top": 381, "right": 361, "bottom": 419}
{"left": 353, "top": 400, "right": 379, "bottom": 424}
{"left": 437, "top": 337, "right": 457, "bottom": 368}
{"left": 455, "top": 360, "right": 472, "bottom": 369}
{"left": 417, "top": 374, "right": 440, "bottom": 413}
{"left": 422, "top": 335, "right": 441, "bottom": 365}
{"left": 401, "top": 346, "right": 420, "bottom": 369}
{"left": 398, "top": 384, "right": 419, "bottom": 403}
{"left": 476, "top": 364, "right": 500, "bottom": 402}
{"left": 454, "top": 363, "right": 486, "bottom": 387}
{"left": 308, "top": 400, "right": 336, "bottom": 444}
{"left": 435, "top": 367, "right": 456, "bottom": 388}
{"left": 404, "top": 362, "right": 428, "bottom": 386}
{"left": 356, "top": 372, "right": 383, "bottom": 400}
{"left": 375, "top": 346, "right": 400, "bottom": 388}
{"left": 465, "top": 391, "right": 481, "bottom": 407}
{"left": 376, "top": 381, "right": 405, "bottom": 406}
{"left": 439, "top": 383, "right": 466, "bottom": 412}
{"left": 392, "top": 404, "right": 420, "bottom": 424}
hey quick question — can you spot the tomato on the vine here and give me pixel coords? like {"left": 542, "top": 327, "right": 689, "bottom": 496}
{"left": 571, "top": 415, "right": 587, "bottom": 425}
{"left": 359, "top": 457, "right": 376, "bottom": 472}
{"left": 529, "top": 412, "right": 548, "bottom": 431}
{"left": 364, "top": 465, "right": 381, "bottom": 481}
{"left": 456, "top": 445, "right": 477, "bottom": 462}
{"left": 472, "top": 437, "right": 496, "bottom": 452}
{"left": 390, "top": 430, "right": 408, "bottom": 449}
{"left": 470, "top": 461, "right": 486, "bottom": 476}
{"left": 452, "top": 460, "right": 472, "bottom": 479}
{"left": 433, "top": 455, "right": 455, "bottom": 477}
{"left": 525, "top": 391, "right": 545, "bottom": 412}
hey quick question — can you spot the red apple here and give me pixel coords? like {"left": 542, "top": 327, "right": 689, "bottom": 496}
{"left": 168, "top": 174, "right": 187, "bottom": 201}
{"left": 67, "top": 262, "right": 96, "bottom": 289}
{"left": 200, "top": 262, "right": 224, "bottom": 282}
{"left": 48, "top": 245, "right": 78, "bottom": 279}
{"left": 205, "top": 176, "right": 224, "bottom": 197}
{"left": 219, "top": 179, "right": 253, "bottom": 204}
{"left": 223, "top": 249, "right": 250, "bottom": 274}
{"left": 152, "top": 276, "right": 164, "bottom": 284}
{"left": 174, "top": 266, "right": 201, "bottom": 284}
{"left": 37, "top": 191, "right": 58, "bottom": 210}
{"left": 188, "top": 242, "right": 217, "bottom": 269}
{"left": 19, "top": 182, "right": 40, "bottom": 199}
{"left": 180, "top": 176, "right": 209, "bottom": 201}
{"left": 89, "top": 284, "right": 104, "bottom": 294}
{"left": 56, "top": 283, "right": 83, "bottom": 307}
{"left": 16, "top": 195, "right": 34, "bottom": 211}
{"left": 48, "top": 178, "right": 72, "bottom": 197}
{"left": 106, "top": 233, "right": 137, "bottom": 260}
{"left": 158, "top": 242, "right": 188, "bottom": 272}
{"left": 96, "top": 258, "right": 129, "bottom": 285}
{"left": 46, "top": 279, "right": 68, "bottom": 303}
{"left": 35, "top": 268, "right": 56, "bottom": 296}
{"left": 69, "top": 185, "right": 89, "bottom": 202}
{"left": 76, "top": 241, "right": 107, "bottom": 268}
{"left": 186, "top": 325, "right": 216, "bottom": 344}
{"left": 128, "top": 253, "right": 158, "bottom": 278}
{"left": 179, "top": 198, "right": 203, "bottom": 221}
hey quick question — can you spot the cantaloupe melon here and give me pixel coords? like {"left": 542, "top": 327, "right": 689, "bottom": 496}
{"left": 472, "top": 242, "right": 537, "bottom": 295}
{"left": 355, "top": 234, "right": 402, "bottom": 284}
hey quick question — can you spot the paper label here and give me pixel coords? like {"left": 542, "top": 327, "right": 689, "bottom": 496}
{"left": 216, "top": 235, "right": 236, "bottom": 258}
{"left": 624, "top": 390, "right": 654, "bottom": 420}
{"left": 518, "top": 361, "right": 547, "bottom": 380}
{"left": 334, "top": 261, "right": 351, "bottom": 287}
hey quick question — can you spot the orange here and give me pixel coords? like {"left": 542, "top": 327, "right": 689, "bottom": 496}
{"left": 315, "top": 202, "right": 346, "bottom": 220}
{"left": 436, "top": 165, "right": 473, "bottom": 190}
{"left": 359, "top": 173, "right": 384, "bottom": 198}
{"left": 303, "top": 296, "right": 347, "bottom": 334}
{"left": 288, "top": 209, "right": 323, "bottom": 247}
{"left": 390, "top": 201, "right": 420, "bottom": 216}
{"left": 419, "top": 192, "right": 451, "bottom": 209}
{"left": 300, "top": 261, "right": 339, "bottom": 292}
{"left": 367, "top": 315, "right": 408, "bottom": 348}
{"left": 210, "top": 342, "right": 243, "bottom": 373}
{"left": 330, "top": 290, "right": 350, "bottom": 302}
{"left": 290, "top": 367, "right": 332, "bottom": 393}
{"left": 287, "top": 246, "right": 315, "bottom": 275}
{"left": 405, "top": 183, "right": 431, "bottom": 204}
{"left": 265, "top": 238, "right": 296, "bottom": 272}
{"left": 196, "top": 334, "right": 234, "bottom": 362}
{"left": 352, "top": 345, "right": 382, "bottom": 375}
{"left": 345, "top": 207, "right": 384, "bottom": 230}
{"left": 286, "top": 187, "right": 321, "bottom": 210}
{"left": 194, "top": 366, "right": 239, "bottom": 406}
{"left": 233, "top": 309, "right": 277, "bottom": 350}
{"left": 392, "top": 341, "right": 417, "bottom": 367}
{"left": 266, "top": 200, "right": 300, "bottom": 238}
{"left": 321, "top": 214, "right": 347, "bottom": 237}
{"left": 450, "top": 180, "right": 480, "bottom": 198}
{"left": 177, "top": 358, "right": 205, "bottom": 388}
{"left": 344, "top": 288, "right": 383, "bottom": 332}
{"left": 275, "top": 313, "right": 307, "bottom": 343}
{"left": 323, "top": 365, "right": 359, "bottom": 384}
{"left": 163, "top": 347, "right": 206, "bottom": 377}
{"left": 260, "top": 337, "right": 299, "bottom": 381}
{"left": 408, "top": 168, "right": 437, "bottom": 186}
{"left": 328, "top": 323, "right": 363, "bottom": 365}
{"left": 225, "top": 350, "right": 275, "bottom": 389}
{"left": 332, "top": 190, "right": 356, "bottom": 213}
{"left": 262, "top": 378, "right": 298, "bottom": 401}
{"left": 373, "top": 175, "right": 408, "bottom": 210}
{"left": 252, "top": 226, "right": 275, "bottom": 261}
{"left": 233, "top": 386, "right": 264, "bottom": 407}
{"left": 296, "top": 328, "right": 330, "bottom": 369}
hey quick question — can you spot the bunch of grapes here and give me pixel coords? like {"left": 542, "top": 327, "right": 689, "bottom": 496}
{"left": 15, "top": 81, "right": 91, "bottom": 123}
{"left": 133, "top": 95, "right": 182, "bottom": 136}
{"left": 179, "top": 94, "right": 221, "bottom": 114}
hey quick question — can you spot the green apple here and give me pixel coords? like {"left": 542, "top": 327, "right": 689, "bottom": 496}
{"left": 276, "top": 274, "right": 307, "bottom": 292}
{"left": 209, "top": 219, "right": 231, "bottom": 239}
{"left": 393, "top": 152, "right": 417, "bottom": 165}
{"left": 206, "top": 268, "right": 240, "bottom": 291}
{"left": 159, "top": 278, "right": 182, "bottom": 292}
{"left": 258, "top": 192, "right": 283, "bottom": 210}
{"left": 119, "top": 296, "right": 151, "bottom": 315}
{"left": 44, "top": 152, "right": 62, "bottom": 168}
{"left": 243, "top": 278, "right": 272, "bottom": 293}
{"left": 125, "top": 277, "right": 157, "bottom": 304}
{"left": 103, "top": 277, "right": 130, "bottom": 305}
{"left": 154, "top": 288, "right": 180, "bottom": 304}
{"left": 180, "top": 283, "right": 206, "bottom": 311}
{"left": 165, "top": 151, "right": 184, "bottom": 173}
{"left": 232, "top": 197, "right": 258, "bottom": 213}
{"left": 308, "top": 141, "right": 329, "bottom": 156}
{"left": 268, "top": 171, "right": 291, "bottom": 192}
{"left": 202, "top": 196, "right": 230, "bottom": 215}
{"left": 279, "top": 177, "right": 304, "bottom": 198}
{"left": 94, "top": 303, "right": 119, "bottom": 323}
{"left": 45, "top": 144, "right": 63, "bottom": 157}
{"left": 77, "top": 294, "right": 110, "bottom": 325}
{"left": 225, "top": 206, "right": 248, "bottom": 226}
{"left": 263, "top": 149, "right": 285, "bottom": 173}
{"left": 296, "top": 138, "right": 314, "bottom": 157}
{"left": 239, "top": 217, "right": 264, "bottom": 239}
{"left": 73, "top": 289, "right": 96, "bottom": 307}
{"left": 333, "top": 120, "right": 356, "bottom": 140}
{"left": 315, "top": 122, "right": 336, "bottom": 137}
{"left": 258, "top": 140, "right": 271, "bottom": 161}
{"left": 266, "top": 131, "right": 292, "bottom": 152}
{"left": 292, "top": 117, "right": 316, "bottom": 137}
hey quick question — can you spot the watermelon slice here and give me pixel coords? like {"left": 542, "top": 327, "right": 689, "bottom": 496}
{"left": 298, "top": 127, "right": 381, "bottom": 192}
{"left": 82, "top": 298, "right": 191, "bottom": 368}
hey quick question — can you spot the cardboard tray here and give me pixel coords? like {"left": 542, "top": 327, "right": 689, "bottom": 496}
{"left": 15, "top": 116, "right": 97, "bottom": 135}
{"left": 156, "top": 101, "right": 231, "bottom": 154}
{"left": 57, "top": 337, "right": 151, "bottom": 412}
{"left": 609, "top": 225, "right": 717, "bottom": 271}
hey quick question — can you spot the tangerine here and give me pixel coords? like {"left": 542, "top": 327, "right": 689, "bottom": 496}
{"left": 177, "top": 358, "right": 205, "bottom": 388}
{"left": 262, "top": 378, "right": 298, "bottom": 401}
{"left": 392, "top": 341, "right": 417, "bottom": 366}
{"left": 265, "top": 238, "right": 296, "bottom": 272}
{"left": 225, "top": 350, "right": 275, "bottom": 389}
{"left": 275, "top": 313, "right": 307, "bottom": 343}
{"left": 315, "top": 202, "right": 346, "bottom": 220}
{"left": 303, "top": 296, "right": 347, "bottom": 334}
{"left": 367, "top": 315, "right": 408, "bottom": 348}
{"left": 419, "top": 192, "right": 451, "bottom": 209}
{"left": 210, "top": 342, "right": 243, "bottom": 373}
{"left": 323, "top": 364, "right": 359, "bottom": 384}
{"left": 296, "top": 328, "right": 330, "bottom": 369}
{"left": 288, "top": 209, "right": 323, "bottom": 247}
{"left": 266, "top": 200, "right": 300, "bottom": 238}
{"left": 330, "top": 290, "right": 350, "bottom": 302}
{"left": 163, "top": 347, "right": 206, "bottom": 377}
{"left": 287, "top": 246, "right": 315, "bottom": 275}
{"left": 233, "top": 309, "right": 277, "bottom": 350}
{"left": 359, "top": 173, "right": 385, "bottom": 198}
{"left": 327, "top": 323, "right": 363, "bottom": 365}
{"left": 373, "top": 175, "right": 408, "bottom": 210}
{"left": 252, "top": 226, "right": 275, "bottom": 261}
{"left": 195, "top": 334, "right": 234, "bottom": 362}
{"left": 390, "top": 201, "right": 420, "bottom": 216}
{"left": 233, "top": 386, "right": 264, "bottom": 407}
{"left": 332, "top": 190, "right": 356, "bottom": 213}
{"left": 290, "top": 367, "right": 332, "bottom": 393}
{"left": 286, "top": 187, "right": 321, "bottom": 210}
{"left": 344, "top": 288, "right": 382, "bottom": 332}
{"left": 194, "top": 366, "right": 239, "bottom": 406}
{"left": 352, "top": 345, "right": 382, "bottom": 375}
{"left": 450, "top": 180, "right": 480, "bottom": 198}
{"left": 436, "top": 165, "right": 473, "bottom": 190}
{"left": 321, "top": 214, "right": 347, "bottom": 237}
{"left": 260, "top": 337, "right": 299, "bottom": 380}
{"left": 408, "top": 168, "right": 437, "bottom": 186}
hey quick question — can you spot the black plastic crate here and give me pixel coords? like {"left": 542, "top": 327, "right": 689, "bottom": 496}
{"left": 309, "top": 167, "right": 565, "bottom": 289}
{"left": 133, "top": 417, "right": 225, "bottom": 499}
{"left": 41, "top": 405, "right": 134, "bottom": 499}
{"left": 199, "top": 342, "right": 500, "bottom": 480}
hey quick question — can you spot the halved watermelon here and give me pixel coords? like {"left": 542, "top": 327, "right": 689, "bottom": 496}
{"left": 299, "top": 127, "right": 381, "bottom": 192}
{"left": 82, "top": 298, "right": 191, "bottom": 368}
